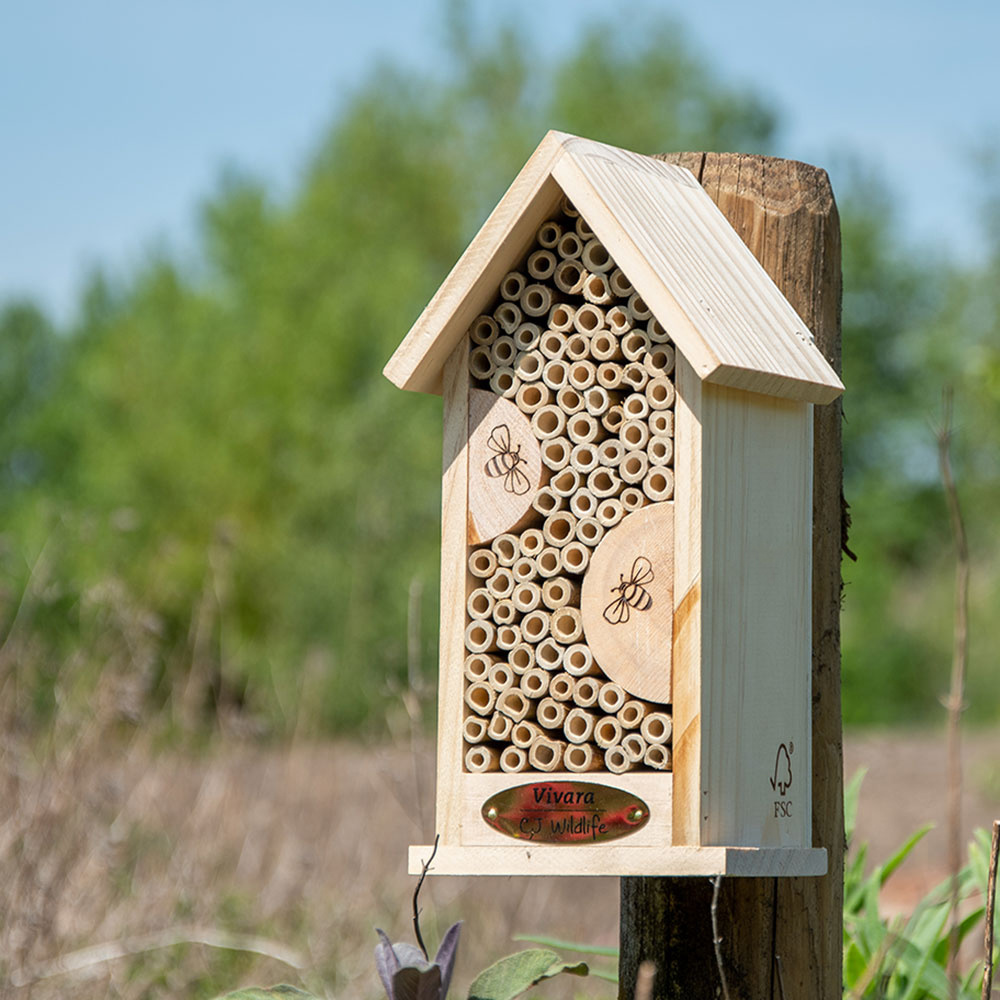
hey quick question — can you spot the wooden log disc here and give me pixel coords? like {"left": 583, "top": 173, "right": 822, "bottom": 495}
{"left": 579, "top": 502, "right": 673, "bottom": 702}
{"left": 468, "top": 389, "right": 544, "bottom": 545}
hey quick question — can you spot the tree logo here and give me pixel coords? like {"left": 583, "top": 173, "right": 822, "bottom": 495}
{"left": 769, "top": 742, "right": 793, "bottom": 797}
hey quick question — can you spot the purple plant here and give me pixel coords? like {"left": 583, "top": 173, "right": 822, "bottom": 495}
{"left": 375, "top": 922, "right": 462, "bottom": 1000}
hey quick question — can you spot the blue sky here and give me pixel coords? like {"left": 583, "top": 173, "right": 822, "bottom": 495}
{"left": 2, "top": 0, "right": 996, "bottom": 322}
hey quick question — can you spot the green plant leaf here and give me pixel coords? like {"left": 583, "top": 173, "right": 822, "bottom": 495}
{"left": 844, "top": 767, "right": 867, "bottom": 845}
{"left": 215, "top": 988, "right": 318, "bottom": 1000}
{"left": 467, "top": 949, "right": 588, "bottom": 1000}
{"left": 877, "top": 824, "right": 932, "bottom": 886}
{"left": 512, "top": 934, "right": 618, "bottom": 958}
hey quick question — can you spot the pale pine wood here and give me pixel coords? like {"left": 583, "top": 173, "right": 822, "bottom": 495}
{"left": 580, "top": 503, "right": 674, "bottom": 703}
{"left": 467, "top": 390, "right": 544, "bottom": 544}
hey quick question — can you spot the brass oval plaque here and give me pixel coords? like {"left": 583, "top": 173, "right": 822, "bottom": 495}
{"left": 482, "top": 781, "right": 650, "bottom": 844}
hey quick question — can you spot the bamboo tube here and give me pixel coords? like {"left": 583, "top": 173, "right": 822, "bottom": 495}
{"left": 549, "top": 672, "right": 575, "bottom": 702}
{"left": 595, "top": 497, "right": 624, "bottom": 528}
{"left": 620, "top": 450, "right": 649, "bottom": 485}
{"left": 463, "top": 715, "right": 489, "bottom": 744}
{"left": 539, "top": 331, "right": 567, "bottom": 361}
{"left": 465, "top": 681, "right": 496, "bottom": 716}
{"left": 597, "top": 362, "right": 624, "bottom": 390}
{"left": 584, "top": 385, "right": 611, "bottom": 416}
{"left": 617, "top": 700, "right": 648, "bottom": 730}
{"left": 646, "top": 317, "right": 670, "bottom": 344}
{"left": 596, "top": 439, "right": 625, "bottom": 472}
{"left": 531, "top": 404, "right": 567, "bottom": 441}
{"left": 560, "top": 194, "right": 579, "bottom": 218}
{"left": 469, "top": 346, "right": 495, "bottom": 381}
{"left": 550, "top": 606, "right": 584, "bottom": 644}
{"left": 543, "top": 511, "right": 577, "bottom": 548}
{"left": 594, "top": 715, "right": 623, "bottom": 749}
{"left": 640, "top": 712, "right": 673, "bottom": 745}
{"left": 550, "top": 467, "right": 581, "bottom": 497}
{"left": 564, "top": 743, "right": 602, "bottom": 772}
{"left": 572, "top": 677, "right": 603, "bottom": 709}
{"left": 564, "top": 333, "right": 590, "bottom": 362}
{"left": 464, "top": 651, "right": 496, "bottom": 683}
{"left": 575, "top": 516, "right": 604, "bottom": 548}
{"left": 488, "top": 710, "right": 514, "bottom": 741}
{"left": 569, "top": 443, "right": 599, "bottom": 475}
{"left": 511, "top": 557, "right": 537, "bottom": 585}
{"left": 500, "top": 745, "right": 528, "bottom": 773}
{"left": 575, "top": 214, "right": 595, "bottom": 241}
{"left": 532, "top": 484, "right": 564, "bottom": 518}
{"left": 520, "top": 608, "right": 551, "bottom": 643}
{"left": 644, "top": 344, "right": 675, "bottom": 377}
{"left": 509, "top": 643, "right": 535, "bottom": 675}
{"left": 622, "top": 330, "right": 650, "bottom": 362}
{"left": 486, "top": 568, "right": 515, "bottom": 599}
{"left": 469, "top": 547, "right": 498, "bottom": 579}
{"left": 490, "top": 335, "right": 516, "bottom": 368}
{"left": 511, "top": 720, "right": 542, "bottom": 748}
{"left": 469, "top": 314, "right": 499, "bottom": 346}
{"left": 604, "top": 745, "right": 632, "bottom": 774}
{"left": 598, "top": 682, "right": 627, "bottom": 714}
{"left": 622, "top": 733, "right": 647, "bottom": 763}
{"left": 567, "top": 360, "right": 597, "bottom": 392}
{"left": 500, "top": 271, "right": 527, "bottom": 301}
{"left": 528, "top": 736, "right": 565, "bottom": 772}
{"left": 520, "top": 667, "right": 550, "bottom": 699}
{"left": 643, "top": 467, "right": 674, "bottom": 502}
{"left": 496, "top": 623, "right": 522, "bottom": 651}
{"left": 561, "top": 541, "right": 590, "bottom": 575}
{"left": 606, "top": 305, "right": 632, "bottom": 335}
{"left": 648, "top": 435, "right": 673, "bottom": 466}
{"left": 537, "top": 219, "right": 562, "bottom": 248}
{"left": 623, "top": 392, "right": 650, "bottom": 421}
{"left": 492, "top": 599, "right": 517, "bottom": 625}
{"left": 621, "top": 419, "right": 650, "bottom": 452}
{"left": 491, "top": 533, "right": 519, "bottom": 566}
{"left": 494, "top": 301, "right": 522, "bottom": 334}
{"left": 646, "top": 376, "right": 675, "bottom": 410}
{"left": 620, "top": 487, "right": 646, "bottom": 513}
{"left": 555, "top": 386, "right": 585, "bottom": 415}
{"left": 566, "top": 410, "right": 599, "bottom": 444}
{"left": 541, "top": 576, "right": 579, "bottom": 610}
{"left": 569, "top": 489, "right": 597, "bottom": 521}
{"left": 536, "top": 547, "right": 562, "bottom": 579}
{"left": 580, "top": 237, "right": 613, "bottom": 273}
{"left": 497, "top": 687, "right": 533, "bottom": 723}
{"left": 548, "top": 302, "right": 576, "bottom": 333}
{"left": 589, "top": 331, "right": 619, "bottom": 362}
{"left": 644, "top": 744, "right": 672, "bottom": 770}
{"left": 514, "top": 350, "right": 551, "bottom": 384}
{"left": 465, "top": 620, "right": 497, "bottom": 655}
{"left": 527, "top": 249, "right": 557, "bottom": 281}
{"left": 465, "top": 745, "right": 501, "bottom": 772}
{"left": 583, "top": 272, "right": 613, "bottom": 305}
{"left": 541, "top": 359, "right": 569, "bottom": 391}
{"left": 556, "top": 230, "right": 583, "bottom": 259}
{"left": 563, "top": 707, "right": 597, "bottom": 743}
{"left": 572, "top": 303, "right": 605, "bottom": 334}
{"left": 513, "top": 322, "right": 543, "bottom": 354}
{"left": 609, "top": 267, "right": 633, "bottom": 298}
{"left": 536, "top": 697, "right": 567, "bottom": 730}
{"left": 622, "top": 362, "right": 649, "bottom": 391}
{"left": 565, "top": 646, "right": 598, "bottom": 679}
{"left": 553, "top": 259, "right": 586, "bottom": 295}
{"left": 602, "top": 404, "right": 625, "bottom": 434}
{"left": 628, "top": 292, "right": 652, "bottom": 321}
{"left": 519, "top": 528, "right": 545, "bottom": 558}
{"left": 540, "top": 436, "right": 572, "bottom": 471}
{"left": 535, "top": 636, "right": 565, "bottom": 672}
{"left": 520, "top": 283, "right": 553, "bottom": 318}
{"left": 587, "top": 466, "right": 620, "bottom": 497}
{"left": 649, "top": 410, "right": 674, "bottom": 437}
{"left": 488, "top": 664, "right": 517, "bottom": 696}
{"left": 467, "top": 588, "right": 495, "bottom": 621}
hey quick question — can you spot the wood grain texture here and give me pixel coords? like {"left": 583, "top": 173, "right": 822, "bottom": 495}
{"left": 620, "top": 152, "right": 844, "bottom": 1000}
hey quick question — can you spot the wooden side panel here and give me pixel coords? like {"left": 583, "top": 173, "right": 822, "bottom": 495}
{"left": 699, "top": 385, "right": 813, "bottom": 848}
{"left": 435, "top": 341, "right": 472, "bottom": 843}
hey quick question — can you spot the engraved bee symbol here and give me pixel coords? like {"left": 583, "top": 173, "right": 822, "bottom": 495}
{"left": 484, "top": 423, "right": 530, "bottom": 496}
{"left": 603, "top": 556, "right": 654, "bottom": 625}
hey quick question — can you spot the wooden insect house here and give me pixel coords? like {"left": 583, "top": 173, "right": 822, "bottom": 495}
{"left": 384, "top": 132, "right": 843, "bottom": 877}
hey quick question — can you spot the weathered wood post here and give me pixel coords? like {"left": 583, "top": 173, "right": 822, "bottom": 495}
{"left": 618, "top": 153, "right": 844, "bottom": 1000}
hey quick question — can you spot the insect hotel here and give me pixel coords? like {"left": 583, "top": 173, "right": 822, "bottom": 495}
{"left": 384, "top": 132, "right": 843, "bottom": 877}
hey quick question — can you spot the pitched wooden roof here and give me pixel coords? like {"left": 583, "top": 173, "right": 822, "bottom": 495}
{"left": 384, "top": 131, "right": 843, "bottom": 404}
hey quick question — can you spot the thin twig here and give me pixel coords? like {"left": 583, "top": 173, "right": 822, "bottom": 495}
{"left": 634, "top": 959, "right": 656, "bottom": 1000}
{"left": 774, "top": 952, "right": 788, "bottom": 1000}
{"left": 983, "top": 819, "right": 1000, "bottom": 1000}
{"left": 937, "top": 388, "right": 970, "bottom": 1000}
{"left": 413, "top": 833, "right": 440, "bottom": 960}
{"left": 710, "top": 876, "right": 732, "bottom": 1000}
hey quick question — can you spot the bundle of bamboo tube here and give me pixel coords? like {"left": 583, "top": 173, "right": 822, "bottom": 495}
{"left": 462, "top": 196, "right": 675, "bottom": 775}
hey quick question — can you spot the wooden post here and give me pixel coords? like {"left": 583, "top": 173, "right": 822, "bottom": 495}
{"left": 618, "top": 154, "right": 844, "bottom": 1000}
